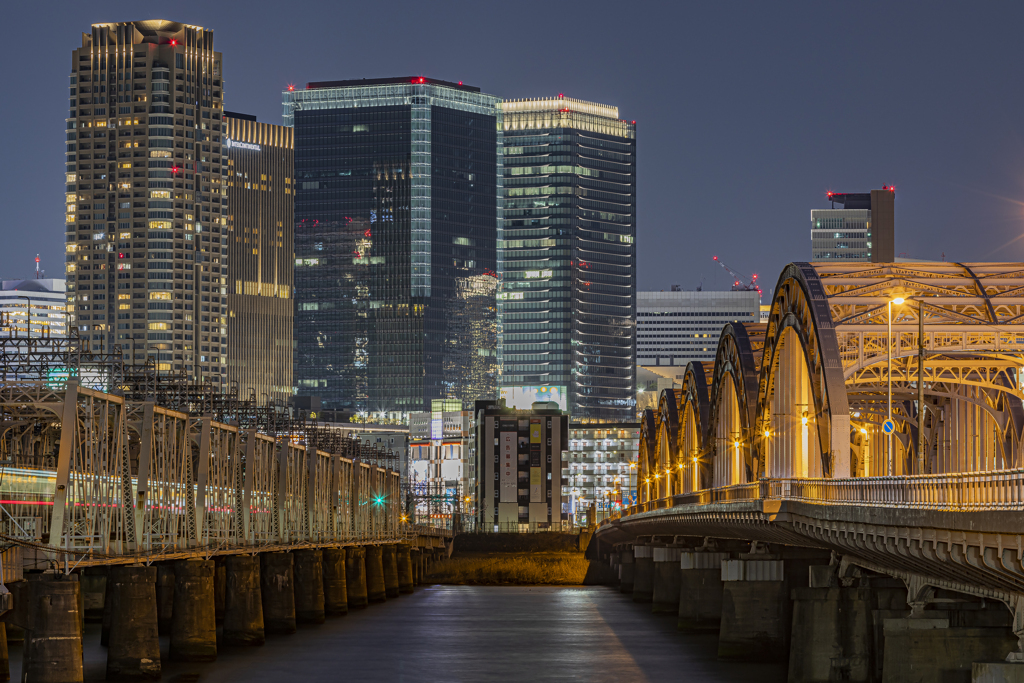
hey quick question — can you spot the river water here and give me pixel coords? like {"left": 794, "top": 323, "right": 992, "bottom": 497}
{"left": 12, "top": 585, "right": 786, "bottom": 682}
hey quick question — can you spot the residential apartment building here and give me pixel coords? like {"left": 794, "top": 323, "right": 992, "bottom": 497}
{"left": 67, "top": 21, "right": 227, "bottom": 381}
{"left": 500, "top": 96, "right": 636, "bottom": 423}
{"left": 564, "top": 422, "right": 640, "bottom": 525}
{"left": 474, "top": 401, "right": 568, "bottom": 531}
{"left": 223, "top": 111, "right": 294, "bottom": 402}
{"left": 285, "top": 77, "right": 500, "bottom": 417}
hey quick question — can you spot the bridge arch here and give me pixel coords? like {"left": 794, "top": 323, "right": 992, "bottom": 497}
{"left": 655, "top": 389, "right": 679, "bottom": 498}
{"left": 638, "top": 408, "right": 656, "bottom": 503}
{"left": 756, "top": 263, "right": 851, "bottom": 478}
{"left": 708, "top": 324, "right": 760, "bottom": 486}
{"left": 676, "top": 362, "right": 710, "bottom": 493}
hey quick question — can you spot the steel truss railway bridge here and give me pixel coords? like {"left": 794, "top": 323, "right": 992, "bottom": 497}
{"left": 595, "top": 262, "right": 1024, "bottom": 682}
{"left": 0, "top": 335, "right": 448, "bottom": 682}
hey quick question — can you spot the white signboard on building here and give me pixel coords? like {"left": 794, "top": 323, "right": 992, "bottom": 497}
{"left": 499, "top": 431, "right": 517, "bottom": 503}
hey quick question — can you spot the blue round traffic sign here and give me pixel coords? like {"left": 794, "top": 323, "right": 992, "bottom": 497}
{"left": 882, "top": 419, "right": 896, "bottom": 434}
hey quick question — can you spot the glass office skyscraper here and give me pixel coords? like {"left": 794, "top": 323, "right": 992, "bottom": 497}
{"left": 500, "top": 96, "right": 636, "bottom": 423}
{"left": 284, "top": 78, "right": 500, "bottom": 416}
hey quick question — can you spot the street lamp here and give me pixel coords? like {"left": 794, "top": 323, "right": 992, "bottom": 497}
{"left": 887, "top": 296, "right": 904, "bottom": 475}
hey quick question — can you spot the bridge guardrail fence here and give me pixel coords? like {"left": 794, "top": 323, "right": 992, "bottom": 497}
{"left": 601, "top": 469, "right": 1024, "bottom": 528}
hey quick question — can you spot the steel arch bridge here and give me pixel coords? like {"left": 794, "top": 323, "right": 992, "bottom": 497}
{"left": 636, "top": 261, "right": 1024, "bottom": 496}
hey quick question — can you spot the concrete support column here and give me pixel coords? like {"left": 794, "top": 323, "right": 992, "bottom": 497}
{"left": 619, "top": 545, "right": 635, "bottom": 594}
{"left": 411, "top": 549, "right": 421, "bottom": 586}
{"left": 882, "top": 617, "right": 1017, "bottom": 683}
{"left": 213, "top": 561, "right": 226, "bottom": 624}
{"left": 169, "top": 559, "right": 216, "bottom": 662}
{"left": 608, "top": 549, "right": 620, "bottom": 588}
{"left": 106, "top": 565, "right": 160, "bottom": 682}
{"left": 22, "top": 574, "right": 84, "bottom": 683}
{"left": 633, "top": 545, "right": 655, "bottom": 603}
{"left": 259, "top": 552, "right": 296, "bottom": 635}
{"left": 80, "top": 567, "right": 106, "bottom": 623}
{"left": 677, "top": 550, "right": 729, "bottom": 630}
{"left": 101, "top": 567, "right": 114, "bottom": 646}
{"left": 788, "top": 586, "right": 873, "bottom": 683}
{"left": 155, "top": 563, "right": 174, "bottom": 636}
{"left": 322, "top": 548, "right": 348, "bottom": 616}
{"left": 718, "top": 556, "right": 788, "bottom": 661}
{"left": 382, "top": 545, "right": 400, "bottom": 599}
{"left": 366, "top": 545, "right": 387, "bottom": 604}
{"left": 293, "top": 549, "right": 325, "bottom": 624}
{"left": 397, "top": 545, "right": 414, "bottom": 594}
{"left": 0, "top": 623, "right": 8, "bottom": 683}
{"left": 345, "top": 547, "right": 368, "bottom": 609}
{"left": 651, "top": 546, "right": 683, "bottom": 615}
{"left": 223, "top": 554, "right": 264, "bottom": 646}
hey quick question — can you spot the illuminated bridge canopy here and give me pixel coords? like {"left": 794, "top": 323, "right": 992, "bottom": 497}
{"left": 638, "top": 262, "right": 1024, "bottom": 499}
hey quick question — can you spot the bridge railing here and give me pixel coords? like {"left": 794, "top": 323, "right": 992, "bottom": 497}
{"left": 605, "top": 469, "right": 1024, "bottom": 525}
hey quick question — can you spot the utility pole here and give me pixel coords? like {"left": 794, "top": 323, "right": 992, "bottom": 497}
{"left": 916, "top": 298, "right": 927, "bottom": 474}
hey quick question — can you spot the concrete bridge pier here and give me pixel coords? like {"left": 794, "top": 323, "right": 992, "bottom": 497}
{"left": 677, "top": 549, "right": 729, "bottom": 631}
{"left": 651, "top": 546, "right": 683, "bottom": 615}
{"left": 608, "top": 549, "right": 620, "bottom": 589}
{"left": 0, "top": 622, "right": 9, "bottom": 682}
{"left": 293, "top": 549, "right": 325, "bottom": 624}
{"left": 100, "top": 566, "right": 114, "bottom": 646}
{"left": 169, "top": 559, "right": 217, "bottom": 662}
{"left": 213, "top": 560, "right": 226, "bottom": 624}
{"left": 382, "top": 545, "right": 400, "bottom": 599}
{"left": 632, "top": 543, "right": 655, "bottom": 603}
{"left": 881, "top": 588, "right": 1017, "bottom": 683}
{"left": 717, "top": 550, "right": 788, "bottom": 662}
{"left": 260, "top": 552, "right": 296, "bottom": 635}
{"left": 16, "top": 574, "right": 84, "bottom": 683}
{"left": 106, "top": 565, "right": 160, "bottom": 682}
{"left": 155, "top": 563, "right": 174, "bottom": 636}
{"left": 223, "top": 554, "right": 264, "bottom": 646}
{"left": 397, "top": 544, "right": 414, "bottom": 594}
{"left": 366, "top": 545, "right": 387, "bottom": 603}
{"left": 618, "top": 545, "right": 635, "bottom": 594}
{"left": 80, "top": 567, "right": 106, "bottom": 623}
{"left": 411, "top": 548, "right": 421, "bottom": 586}
{"left": 345, "top": 547, "right": 369, "bottom": 609}
{"left": 322, "top": 547, "right": 348, "bottom": 616}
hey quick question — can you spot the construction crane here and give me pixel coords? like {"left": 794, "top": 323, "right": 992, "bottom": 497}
{"left": 712, "top": 256, "right": 761, "bottom": 293}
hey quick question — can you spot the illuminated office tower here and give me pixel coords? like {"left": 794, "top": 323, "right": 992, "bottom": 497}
{"left": 224, "top": 112, "right": 294, "bottom": 403}
{"left": 500, "top": 96, "right": 637, "bottom": 423}
{"left": 285, "top": 77, "right": 500, "bottom": 417}
{"left": 810, "top": 187, "right": 895, "bottom": 262}
{"left": 66, "top": 21, "right": 227, "bottom": 382}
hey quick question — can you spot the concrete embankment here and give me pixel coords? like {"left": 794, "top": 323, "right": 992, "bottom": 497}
{"left": 425, "top": 533, "right": 615, "bottom": 586}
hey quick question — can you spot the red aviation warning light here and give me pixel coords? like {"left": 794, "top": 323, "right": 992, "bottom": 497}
{"left": 169, "top": 39, "right": 177, "bottom": 46}
{"left": 412, "top": 77, "right": 426, "bottom": 84}
{"left": 287, "top": 84, "right": 295, "bottom": 92}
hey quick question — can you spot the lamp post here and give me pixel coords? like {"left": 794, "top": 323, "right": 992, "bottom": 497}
{"left": 887, "top": 296, "right": 904, "bottom": 475}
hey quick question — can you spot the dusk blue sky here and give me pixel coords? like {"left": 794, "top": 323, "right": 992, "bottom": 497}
{"left": 4, "top": 1, "right": 1024, "bottom": 295}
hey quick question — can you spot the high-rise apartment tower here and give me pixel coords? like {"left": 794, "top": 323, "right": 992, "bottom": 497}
{"left": 223, "top": 112, "right": 294, "bottom": 403}
{"left": 810, "top": 187, "right": 895, "bottom": 262}
{"left": 285, "top": 77, "right": 500, "bottom": 417}
{"left": 500, "top": 96, "right": 637, "bottom": 423}
{"left": 67, "top": 21, "right": 227, "bottom": 381}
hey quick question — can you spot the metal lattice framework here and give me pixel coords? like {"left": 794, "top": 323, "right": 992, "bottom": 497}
{"left": 0, "top": 380, "right": 405, "bottom": 567}
{"left": 638, "top": 262, "right": 1024, "bottom": 499}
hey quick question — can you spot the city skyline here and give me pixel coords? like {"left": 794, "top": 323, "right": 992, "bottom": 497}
{"left": 6, "top": 2, "right": 1024, "bottom": 295}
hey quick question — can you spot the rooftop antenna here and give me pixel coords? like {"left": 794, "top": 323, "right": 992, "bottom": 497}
{"left": 35, "top": 255, "right": 40, "bottom": 279}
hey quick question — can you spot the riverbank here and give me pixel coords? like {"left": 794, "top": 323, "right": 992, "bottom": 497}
{"left": 425, "top": 533, "right": 615, "bottom": 585}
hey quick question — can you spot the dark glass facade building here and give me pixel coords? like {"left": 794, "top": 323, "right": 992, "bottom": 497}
{"left": 284, "top": 78, "right": 500, "bottom": 416}
{"left": 500, "top": 97, "right": 636, "bottom": 423}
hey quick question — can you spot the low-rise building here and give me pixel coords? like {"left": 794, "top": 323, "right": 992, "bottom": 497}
{"left": 564, "top": 422, "right": 640, "bottom": 526}
{"left": 474, "top": 401, "right": 568, "bottom": 531}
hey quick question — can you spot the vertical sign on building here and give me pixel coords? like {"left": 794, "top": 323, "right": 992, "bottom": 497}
{"left": 499, "top": 429, "right": 517, "bottom": 503}
{"left": 529, "top": 419, "right": 543, "bottom": 502}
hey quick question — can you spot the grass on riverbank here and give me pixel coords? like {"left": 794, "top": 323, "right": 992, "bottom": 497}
{"left": 426, "top": 551, "right": 593, "bottom": 585}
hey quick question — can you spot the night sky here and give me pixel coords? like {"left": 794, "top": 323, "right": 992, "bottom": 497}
{"left": 4, "top": 1, "right": 1024, "bottom": 296}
